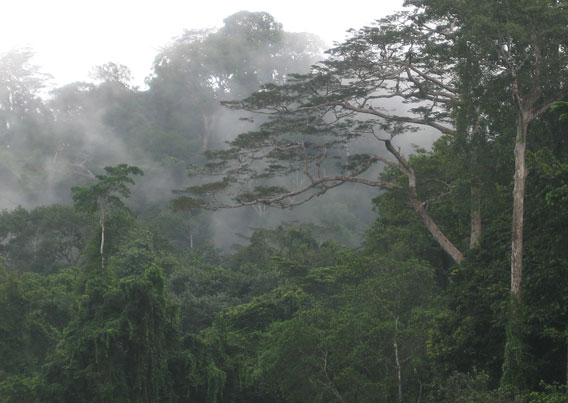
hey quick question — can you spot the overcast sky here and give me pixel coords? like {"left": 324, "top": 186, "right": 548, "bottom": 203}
{"left": 1, "top": 0, "right": 405, "bottom": 88}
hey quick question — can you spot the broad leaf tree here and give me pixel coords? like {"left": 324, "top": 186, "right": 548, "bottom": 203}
{"left": 175, "top": 10, "right": 486, "bottom": 266}
{"left": 410, "top": 0, "right": 568, "bottom": 390}
{"left": 0, "top": 49, "right": 50, "bottom": 149}
{"left": 72, "top": 164, "right": 143, "bottom": 274}
{"left": 148, "top": 11, "right": 323, "bottom": 151}
{"left": 0, "top": 205, "right": 91, "bottom": 273}
{"left": 39, "top": 267, "right": 178, "bottom": 402}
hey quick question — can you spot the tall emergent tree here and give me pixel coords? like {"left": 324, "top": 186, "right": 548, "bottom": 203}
{"left": 148, "top": 11, "right": 323, "bottom": 151}
{"left": 410, "top": 0, "right": 568, "bottom": 389}
{"left": 174, "top": 10, "right": 486, "bottom": 266}
{"left": 175, "top": 2, "right": 568, "bottom": 390}
{"left": 0, "top": 49, "right": 50, "bottom": 148}
{"left": 0, "top": 49, "right": 55, "bottom": 207}
{"left": 72, "top": 164, "right": 143, "bottom": 274}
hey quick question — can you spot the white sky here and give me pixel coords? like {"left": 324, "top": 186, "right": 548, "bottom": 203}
{"left": 0, "top": 0, "right": 405, "bottom": 88}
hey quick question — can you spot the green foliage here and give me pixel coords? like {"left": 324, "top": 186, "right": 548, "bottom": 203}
{"left": 72, "top": 164, "right": 143, "bottom": 217}
{"left": 500, "top": 300, "right": 531, "bottom": 393}
{"left": 0, "top": 205, "right": 92, "bottom": 273}
{"left": 109, "top": 226, "right": 178, "bottom": 278}
{"left": 552, "top": 101, "right": 568, "bottom": 121}
{"left": 256, "top": 254, "right": 439, "bottom": 402}
{"left": 72, "top": 164, "right": 143, "bottom": 273}
{"left": 39, "top": 266, "right": 178, "bottom": 402}
{"left": 236, "top": 185, "right": 290, "bottom": 204}
{"left": 0, "top": 49, "right": 50, "bottom": 151}
{"left": 2, "top": 5, "right": 568, "bottom": 402}
{"left": 430, "top": 371, "right": 568, "bottom": 402}
{"left": 168, "top": 263, "right": 246, "bottom": 335}
{"left": 428, "top": 370, "right": 500, "bottom": 402}
{"left": 0, "top": 266, "right": 79, "bottom": 400}
{"left": 142, "top": 208, "right": 213, "bottom": 252}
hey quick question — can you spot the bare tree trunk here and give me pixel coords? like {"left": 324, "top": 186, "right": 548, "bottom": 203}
{"left": 410, "top": 198, "right": 464, "bottom": 264}
{"left": 100, "top": 208, "right": 105, "bottom": 274}
{"left": 202, "top": 113, "right": 216, "bottom": 151}
{"left": 385, "top": 140, "right": 464, "bottom": 265}
{"left": 470, "top": 184, "right": 482, "bottom": 248}
{"left": 415, "top": 367, "right": 423, "bottom": 403}
{"left": 511, "top": 116, "right": 529, "bottom": 300}
{"left": 393, "top": 317, "right": 403, "bottom": 403}
{"left": 499, "top": 29, "right": 568, "bottom": 391}
{"left": 501, "top": 112, "right": 530, "bottom": 391}
{"left": 319, "top": 350, "right": 345, "bottom": 403}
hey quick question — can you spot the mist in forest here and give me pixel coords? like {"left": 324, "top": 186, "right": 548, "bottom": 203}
{"left": 4, "top": 3, "right": 568, "bottom": 401}
{"left": 0, "top": 11, "right": 438, "bottom": 251}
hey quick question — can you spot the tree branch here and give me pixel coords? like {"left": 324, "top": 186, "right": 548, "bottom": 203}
{"left": 338, "top": 101, "right": 456, "bottom": 135}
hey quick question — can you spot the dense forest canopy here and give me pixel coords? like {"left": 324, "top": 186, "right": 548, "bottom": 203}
{"left": 1, "top": 4, "right": 568, "bottom": 402}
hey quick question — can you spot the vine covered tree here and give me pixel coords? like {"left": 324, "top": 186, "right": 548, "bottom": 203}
{"left": 72, "top": 164, "right": 143, "bottom": 274}
{"left": 410, "top": 0, "right": 568, "bottom": 390}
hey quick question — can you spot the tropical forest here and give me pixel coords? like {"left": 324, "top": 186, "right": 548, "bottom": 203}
{"left": 1, "top": 1, "right": 568, "bottom": 402}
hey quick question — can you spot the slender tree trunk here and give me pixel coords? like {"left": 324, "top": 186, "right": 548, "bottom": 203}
{"left": 501, "top": 112, "right": 530, "bottom": 391}
{"left": 393, "top": 317, "right": 403, "bottom": 403}
{"left": 100, "top": 208, "right": 105, "bottom": 274}
{"left": 470, "top": 184, "right": 482, "bottom": 248}
{"left": 415, "top": 368, "right": 423, "bottom": 403}
{"left": 201, "top": 112, "right": 216, "bottom": 151}
{"left": 565, "top": 335, "right": 568, "bottom": 396}
{"left": 320, "top": 350, "right": 345, "bottom": 403}
{"left": 511, "top": 115, "right": 529, "bottom": 299}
